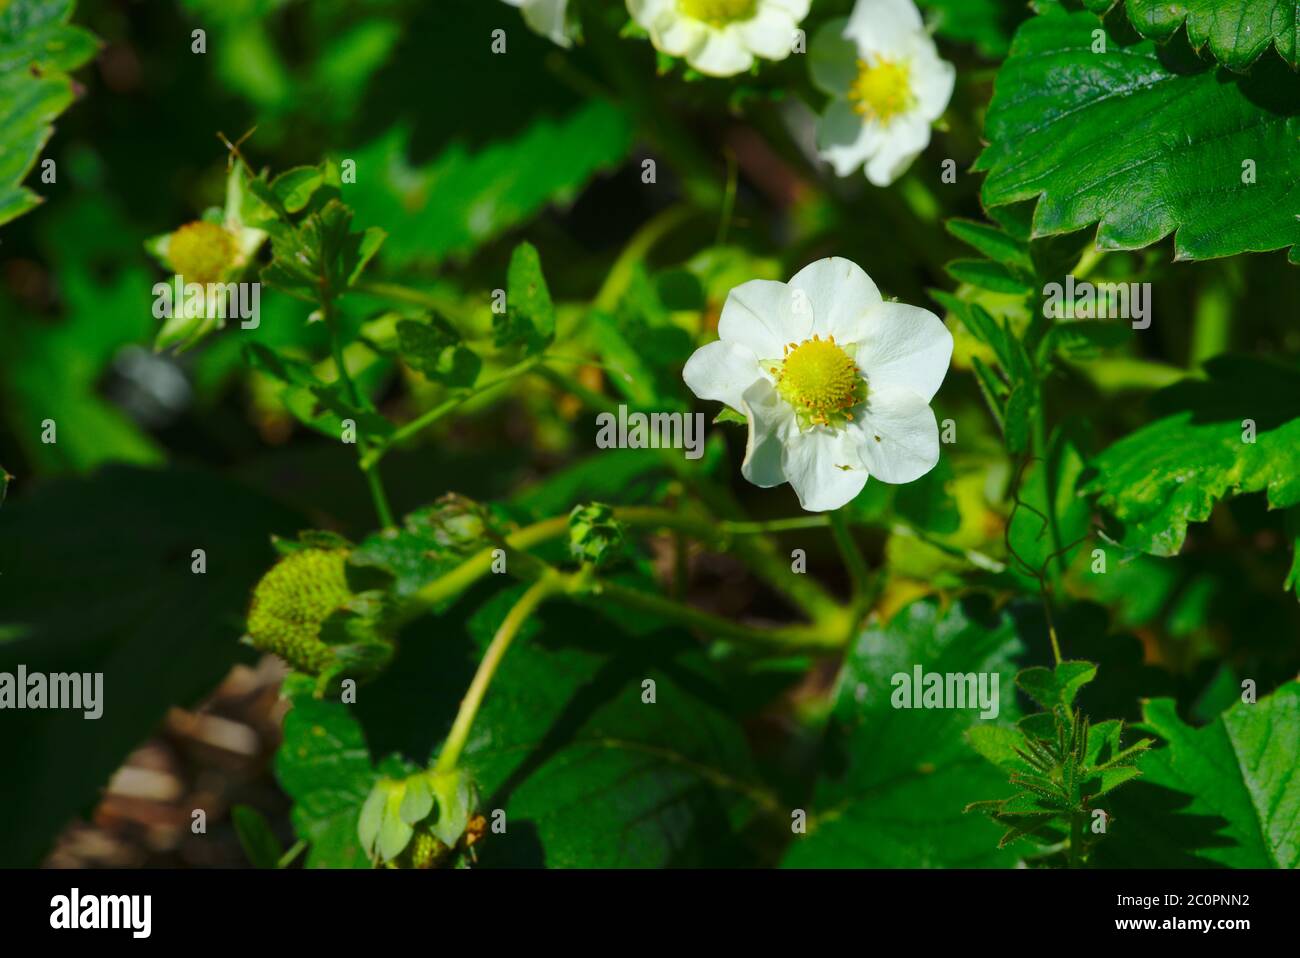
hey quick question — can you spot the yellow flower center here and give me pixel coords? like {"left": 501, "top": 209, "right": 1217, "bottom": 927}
{"left": 849, "top": 57, "right": 915, "bottom": 124}
{"left": 678, "top": 0, "right": 757, "bottom": 27}
{"left": 771, "top": 335, "right": 865, "bottom": 428}
{"left": 167, "top": 220, "right": 238, "bottom": 284}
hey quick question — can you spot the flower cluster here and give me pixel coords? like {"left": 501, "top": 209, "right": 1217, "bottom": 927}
{"left": 499, "top": 0, "right": 953, "bottom": 186}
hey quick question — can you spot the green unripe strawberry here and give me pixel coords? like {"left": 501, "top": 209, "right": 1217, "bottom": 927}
{"left": 246, "top": 548, "right": 352, "bottom": 673}
{"left": 405, "top": 828, "right": 443, "bottom": 869}
{"left": 166, "top": 220, "right": 238, "bottom": 284}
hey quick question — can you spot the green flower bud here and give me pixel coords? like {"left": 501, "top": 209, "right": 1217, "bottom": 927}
{"left": 245, "top": 548, "right": 352, "bottom": 674}
{"left": 407, "top": 492, "right": 490, "bottom": 554}
{"left": 568, "top": 502, "right": 625, "bottom": 567}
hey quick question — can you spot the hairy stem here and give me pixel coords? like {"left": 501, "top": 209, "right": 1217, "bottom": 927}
{"left": 323, "top": 298, "right": 395, "bottom": 528}
{"left": 361, "top": 354, "right": 544, "bottom": 470}
{"left": 584, "top": 579, "right": 844, "bottom": 651}
{"left": 434, "top": 573, "right": 565, "bottom": 773}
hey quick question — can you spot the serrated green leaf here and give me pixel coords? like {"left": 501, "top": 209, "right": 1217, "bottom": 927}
{"left": 1085, "top": 356, "right": 1300, "bottom": 557}
{"left": 977, "top": 6, "right": 1300, "bottom": 261}
{"left": 0, "top": 0, "right": 98, "bottom": 227}
{"left": 1092, "top": 0, "right": 1298, "bottom": 71}
{"left": 1096, "top": 682, "right": 1300, "bottom": 867}
{"left": 344, "top": 99, "right": 633, "bottom": 267}
{"left": 784, "top": 596, "right": 1025, "bottom": 868}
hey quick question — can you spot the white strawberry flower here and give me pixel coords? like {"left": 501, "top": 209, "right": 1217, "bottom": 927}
{"left": 628, "top": 0, "right": 811, "bottom": 77}
{"left": 683, "top": 258, "right": 952, "bottom": 512}
{"left": 811, "top": 0, "right": 954, "bottom": 186}
{"left": 501, "top": 0, "right": 574, "bottom": 48}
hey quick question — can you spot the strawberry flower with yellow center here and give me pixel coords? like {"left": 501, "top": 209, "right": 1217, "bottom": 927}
{"left": 684, "top": 258, "right": 952, "bottom": 512}
{"left": 811, "top": 0, "right": 955, "bottom": 186}
{"left": 628, "top": 0, "right": 811, "bottom": 77}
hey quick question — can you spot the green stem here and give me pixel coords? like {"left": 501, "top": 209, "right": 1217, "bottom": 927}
{"left": 399, "top": 516, "right": 570, "bottom": 622}
{"left": 361, "top": 354, "right": 543, "bottom": 470}
{"left": 435, "top": 573, "right": 565, "bottom": 773}
{"left": 538, "top": 369, "right": 843, "bottom": 625}
{"left": 828, "top": 510, "right": 871, "bottom": 606}
{"left": 399, "top": 507, "right": 849, "bottom": 634}
{"left": 353, "top": 279, "right": 477, "bottom": 325}
{"left": 362, "top": 465, "right": 395, "bottom": 529}
{"left": 323, "top": 298, "right": 395, "bottom": 528}
{"left": 1031, "top": 391, "right": 1064, "bottom": 594}
{"left": 584, "top": 579, "right": 843, "bottom": 651}
{"left": 1067, "top": 810, "right": 1083, "bottom": 869}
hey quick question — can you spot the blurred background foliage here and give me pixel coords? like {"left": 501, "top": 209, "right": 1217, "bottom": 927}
{"left": 0, "top": 0, "right": 1297, "bottom": 867}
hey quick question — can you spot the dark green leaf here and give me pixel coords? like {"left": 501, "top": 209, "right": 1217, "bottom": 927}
{"left": 784, "top": 596, "right": 1025, "bottom": 868}
{"left": 0, "top": 466, "right": 304, "bottom": 866}
{"left": 1085, "top": 356, "right": 1300, "bottom": 556}
{"left": 231, "top": 805, "right": 284, "bottom": 869}
{"left": 976, "top": 6, "right": 1300, "bottom": 260}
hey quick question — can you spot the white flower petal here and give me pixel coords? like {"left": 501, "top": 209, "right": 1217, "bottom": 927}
{"left": 909, "top": 39, "right": 955, "bottom": 121}
{"left": 857, "top": 300, "right": 953, "bottom": 402}
{"left": 719, "top": 279, "right": 808, "bottom": 358}
{"left": 522, "top": 0, "right": 571, "bottom": 47}
{"left": 627, "top": 0, "right": 674, "bottom": 22}
{"left": 845, "top": 0, "right": 924, "bottom": 57}
{"left": 682, "top": 339, "right": 762, "bottom": 413}
{"left": 766, "top": 0, "right": 811, "bottom": 19}
{"left": 738, "top": 8, "right": 798, "bottom": 61}
{"left": 688, "top": 27, "right": 755, "bottom": 77}
{"left": 740, "top": 380, "right": 793, "bottom": 488}
{"left": 656, "top": 14, "right": 709, "bottom": 57}
{"left": 782, "top": 427, "right": 869, "bottom": 512}
{"left": 788, "top": 256, "right": 884, "bottom": 343}
{"left": 809, "top": 18, "right": 859, "bottom": 97}
{"left": 857, "top": 384, "right": 941, "bottom": 484}
{"left": 816, "top": 100, "right": 884, "bottom": 178}
{"left": 863, "top": 112, "right": 930, "bottom": 186}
